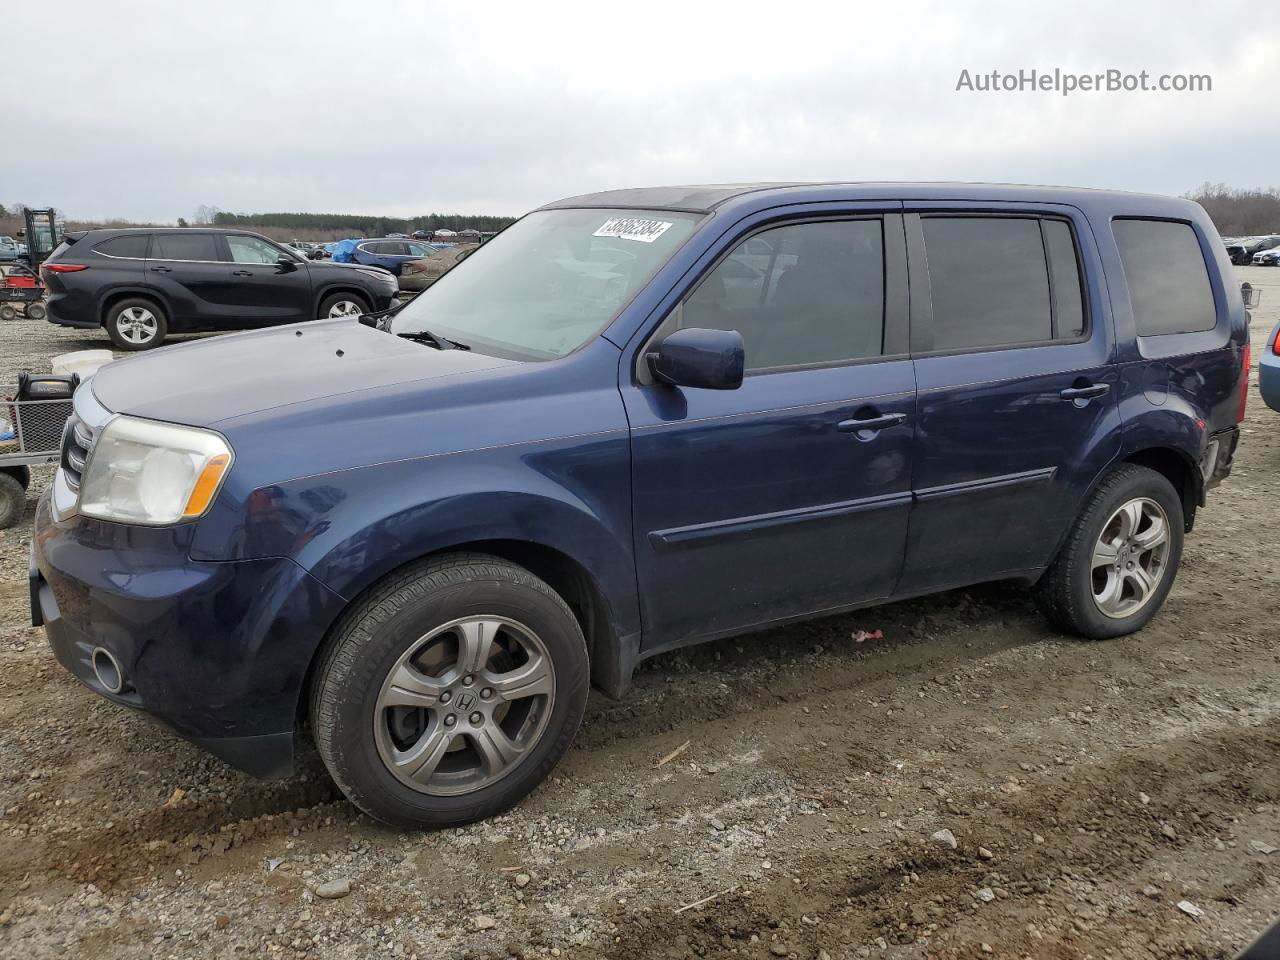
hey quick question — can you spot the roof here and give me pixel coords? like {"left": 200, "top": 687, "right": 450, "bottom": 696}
{"left": 538, "top": 181, "right": 1197, "bottom": 216}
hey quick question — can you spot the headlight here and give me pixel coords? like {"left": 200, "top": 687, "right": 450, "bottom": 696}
{"left": 78, "top": 416, "right": 233, "bottom": 525}
{"left": 356, "top": 267, "right": 395, "bottom": 283}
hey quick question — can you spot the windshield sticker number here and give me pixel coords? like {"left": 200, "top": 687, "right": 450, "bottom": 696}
{"left": 593, "top": 217, "right": 674, "bottom": 243}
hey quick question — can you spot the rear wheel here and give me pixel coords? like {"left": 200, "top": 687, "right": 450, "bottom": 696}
{"left": 311, "top": 553, "right": 589, "bottom": 828}
{"left": 1034, "top": 464, "right": 1183, "bottom": 638}
{"left": 105, "top": 298, "right": 168, "bottom": 350}
{"left": 318, "top": 292, "right": 369, "bottom": 320}
{"left": 25, "top": 302, "right": 46, "bottom": 321}
{"left": 0, "top": 305, "right": 17, "bottom": 322}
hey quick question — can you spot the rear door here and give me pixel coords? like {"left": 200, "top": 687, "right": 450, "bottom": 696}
{"left": 144, "top": 232, "right": 233, "bottom": 327}
{"left": 896, "top": 205, "right": 1120, "bottom": 594}
{"left": 623, "top": 208, "right": 917, "bottom": 649}
{"left": 217, "top": 234, "right": 312, "bottom": 326}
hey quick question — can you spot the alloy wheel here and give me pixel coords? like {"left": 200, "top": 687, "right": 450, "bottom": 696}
{"left": 117, "top": 306, "right": 158, "bottom": 345}
{"left": 327, "top": 300, "right": 363, "bottom": 319}
{"left": 373, "top": 616, "right": 555, "bottom": 796}
{"left": 1090, "top": 497, "right": 1171, "bottom": 619}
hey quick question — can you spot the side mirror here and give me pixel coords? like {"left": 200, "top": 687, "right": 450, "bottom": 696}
{"left": 277, "top": 255, "right": 298, "bottom": 271}
{"left": 646, "top": 327, "right": 744, "bottom": 390}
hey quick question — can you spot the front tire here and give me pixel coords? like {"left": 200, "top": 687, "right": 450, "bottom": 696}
{"left": 318, "top": 292, "right": 369, "bottom": 320}
{"left": 1034, "top": 464, "right": 1183, "bottom": 638}
{"left": 105, "top": 298, "right": 168, "bottom": 350}
{"left": 311, "top": 553, "right": 589, "bottom": 828}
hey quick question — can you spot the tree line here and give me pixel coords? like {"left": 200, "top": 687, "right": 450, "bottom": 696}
{"left": 208, "top": 210, "right": 516, "bottom": 235}
{"left": 1184, "top": 183, "right": 1280, "bottom": 236}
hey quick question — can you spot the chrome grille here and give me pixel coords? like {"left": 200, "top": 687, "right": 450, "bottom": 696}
{"left": 60, "top": 416, "right": 94, "bottom": 491}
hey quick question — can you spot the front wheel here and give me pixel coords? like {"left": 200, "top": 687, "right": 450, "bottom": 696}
{"left": 318, "top": 292, "right": 369, "bottom": 320}
{"left": 311, "top": 554, "right": 589, "bottom": 828}
{"left": 1034, "top": 464, "right": 1184, "bottom": 638}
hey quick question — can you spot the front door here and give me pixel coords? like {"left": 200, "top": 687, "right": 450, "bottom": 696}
{"left": 144, "top": 231, "right": 234, "bottom": 326}
{"left": 896, "top": 206, "right": 1121, "bottom": 594}
{"left": 623, "top": 211, "right": 917, "bottom": 650}
{"left": 216, "top": 234, "right": 313, "bottom": 326}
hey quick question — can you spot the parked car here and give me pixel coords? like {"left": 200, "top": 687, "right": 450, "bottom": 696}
{"left": 1253, "top": 247, "right": 1280, "bottom": 266}
{"left": 1262, "top": 320, "right": 1280, "bottom": 412}
{"left": 32, "top": 183, "right": 1248, "bottom": 828}
{"left": 397, "top": 243, "right": 478, "bottom": 291}
{"left": 39, "top": 228, "right": 398, "bottom": 349}
{"left": 0, "top": 237, "right": 18, "bottom": 262}
{"left": 1227, "top": 235, "right": 1280, "bottom": 265}
{"left": 351, "top": 238, "right": 442, "bottom": 276}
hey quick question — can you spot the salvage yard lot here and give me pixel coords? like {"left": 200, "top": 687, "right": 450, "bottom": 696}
{"left": 0, "top": 275, "right": 1277, "bottom": 960}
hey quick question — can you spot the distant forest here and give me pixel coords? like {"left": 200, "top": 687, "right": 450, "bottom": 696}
{"left": 209, "top": 210, "right": 516, "bottom": 236}
{"left": 1185, "top": 184, "right": 1280, "bottom": 236}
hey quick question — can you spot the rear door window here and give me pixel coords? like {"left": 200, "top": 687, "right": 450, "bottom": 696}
{"left": 151, "top": 233, "right": 220, "bottom": 262}
{"left": 921, "top": 217, "right": 1053, "bottom": 351}
{"left": 1113, "top": 219, "right": 1215, "bottom": 336}
{"left": 94, "top": 235, "right": 150, "bottom": 258}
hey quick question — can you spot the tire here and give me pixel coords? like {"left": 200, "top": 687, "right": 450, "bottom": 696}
{"left": 105, "top": 298, "right": 168, "bottom": 350}
{"left": 0, "top": 472, "right": 27, "bottom": 529}
{"left": 0, "top": 305, "right": 17, "bottom": 322}
{"left": 25, "top": 302, "right": 46, "bottom": 321}
{"left": 318, "top": 291, "right": 369, "bottom": 320}
{"left": 311, "top": 553, "right": 589, "bottom": 828}
{"left": 1034, "top": 464, "right": 1183, "bottom": 639}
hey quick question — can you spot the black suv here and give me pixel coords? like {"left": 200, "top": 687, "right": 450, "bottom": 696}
{"left": 40, "top": 228, "right": 399, "bottom": 349}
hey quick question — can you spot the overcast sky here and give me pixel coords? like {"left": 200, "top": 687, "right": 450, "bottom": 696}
{"left": 7, "top": 0, "right": 1278, "bottom": 223}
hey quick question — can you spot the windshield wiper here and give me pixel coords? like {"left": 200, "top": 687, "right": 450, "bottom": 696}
{"left": 396, "top": 329, "right": 470, "bottom": 351}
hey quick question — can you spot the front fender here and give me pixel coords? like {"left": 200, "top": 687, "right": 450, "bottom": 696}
{"left": 191, "top": 433, "right": 641, "bottom": 644}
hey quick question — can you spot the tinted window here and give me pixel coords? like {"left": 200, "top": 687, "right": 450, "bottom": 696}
{"left": 1113, "top": 219, "right": 1215, "bottom": 337}
{"left": 226, "top": 235, "right": 284, "bottom": 264}
{"left": 923, "top": 217, "right": 1051, "bottom": 351}
{"left": 1042, "top": 219, "right": 1085, "bottom": 338}
{"left": 681, "top": 219, "right": 885, "bottom": 370}
{"left": 94, "top": 234, "right": 149, "bottom": 258}
{"left": 152, "top": 233, "right": 219, "bottom": 262}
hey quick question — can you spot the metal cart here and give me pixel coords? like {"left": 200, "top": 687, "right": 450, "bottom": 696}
{"left": 0, "top": 383, "right": 74, "bottom": 528}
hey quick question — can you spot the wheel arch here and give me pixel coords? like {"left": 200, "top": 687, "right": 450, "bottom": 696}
{"left": 313, "top": 284, "right": 373, "bottom": 316}
{"left": 98, "top": 287, "right": 167, "bottom": 326}
{"left": 1120, "top": 446, "right": 1202, "bottom": 532}
{"left": 294, "top": 537, "right": 627, "bottom": 731}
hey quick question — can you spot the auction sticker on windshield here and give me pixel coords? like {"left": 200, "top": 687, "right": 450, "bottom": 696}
{"left": 593, "top": 217, "right": 674, "bottom": 243}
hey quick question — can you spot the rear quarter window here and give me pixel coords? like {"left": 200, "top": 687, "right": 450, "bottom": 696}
{"left": 1113, "top": 219, "right": 1216, "bottom": 337}
{"left": 94, "top": 235, "right": 149, "bottom": 258}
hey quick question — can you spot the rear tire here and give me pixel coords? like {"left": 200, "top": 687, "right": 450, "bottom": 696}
{"left": 311, "top": 553, "right": 589, "bottom": 829}
{"left": 0, "top": 305, "right": 17, "bottom": 322}
{"left": 318, "top": 292, "right": 369, "bottom": 320}
{"left": 25, "top": 303, "right": 46, "bottom": 321}
{"left": 1034, "top": 464, "right": 1183, "bottom": 639}
{"left": 105, "top": 298, "right": 168, "bottom": 350}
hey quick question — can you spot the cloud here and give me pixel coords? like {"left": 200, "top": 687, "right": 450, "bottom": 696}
{"left": 7, "top": 0, "right": 1277, "bottom": 222}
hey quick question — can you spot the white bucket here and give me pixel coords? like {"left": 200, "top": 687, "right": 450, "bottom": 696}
{"left": 51, "top": 350, "right": 115, "bottom": 380}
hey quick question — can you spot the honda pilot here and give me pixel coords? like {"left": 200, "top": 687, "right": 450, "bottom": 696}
{"left": 32, "top": 183, "right": 1249, "bottom": 828}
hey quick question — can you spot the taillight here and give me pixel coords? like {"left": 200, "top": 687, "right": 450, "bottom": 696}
{"left": 1273, "top": 326, "right": 1280, "bottom": 356}
{"left": 1238, "top": 342, "right": 1251, "bottom": 422}
{"left": 42, "top": 263, "right": 88, "bottom": 273}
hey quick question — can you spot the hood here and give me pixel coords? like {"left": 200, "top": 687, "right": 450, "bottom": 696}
{"left": 90, "top": 320, "right": 516, "bottom": 427}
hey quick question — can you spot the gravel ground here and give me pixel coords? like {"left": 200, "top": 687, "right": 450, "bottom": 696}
{"left": 0, "top": 275, "right": 1278, "bottom": 960}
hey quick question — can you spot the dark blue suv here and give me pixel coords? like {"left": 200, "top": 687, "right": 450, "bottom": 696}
{"left": 31, "top": 184, "right": 1249, "bottom": 828}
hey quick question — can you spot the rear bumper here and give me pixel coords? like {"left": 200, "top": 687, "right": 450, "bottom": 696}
{"left": 32, "top": 490, "right": 346, "bottom": 778}
{"left": 1205, "top": 425, "right": 1240, "bottom": 491}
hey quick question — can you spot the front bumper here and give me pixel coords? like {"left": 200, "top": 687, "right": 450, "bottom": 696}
{"left": 32, "top": 490, "right": 345, "bottom": 778}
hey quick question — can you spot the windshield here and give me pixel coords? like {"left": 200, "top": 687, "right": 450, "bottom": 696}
{"left": 391, "top": 208, "right": 702, "bottom": 360}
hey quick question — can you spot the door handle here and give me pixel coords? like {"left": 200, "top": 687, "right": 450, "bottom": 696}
{"left": 231, "top": 269, "right": 253, "bottom": 277}
{"left": 1060, "top": 383, "right": 1110, "bottom": 401}
{"left": 149, "top": 265, "right": 171, "bottom": 273}
{"left": 837, "top": 412, "right": 908, "bottom": 433}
